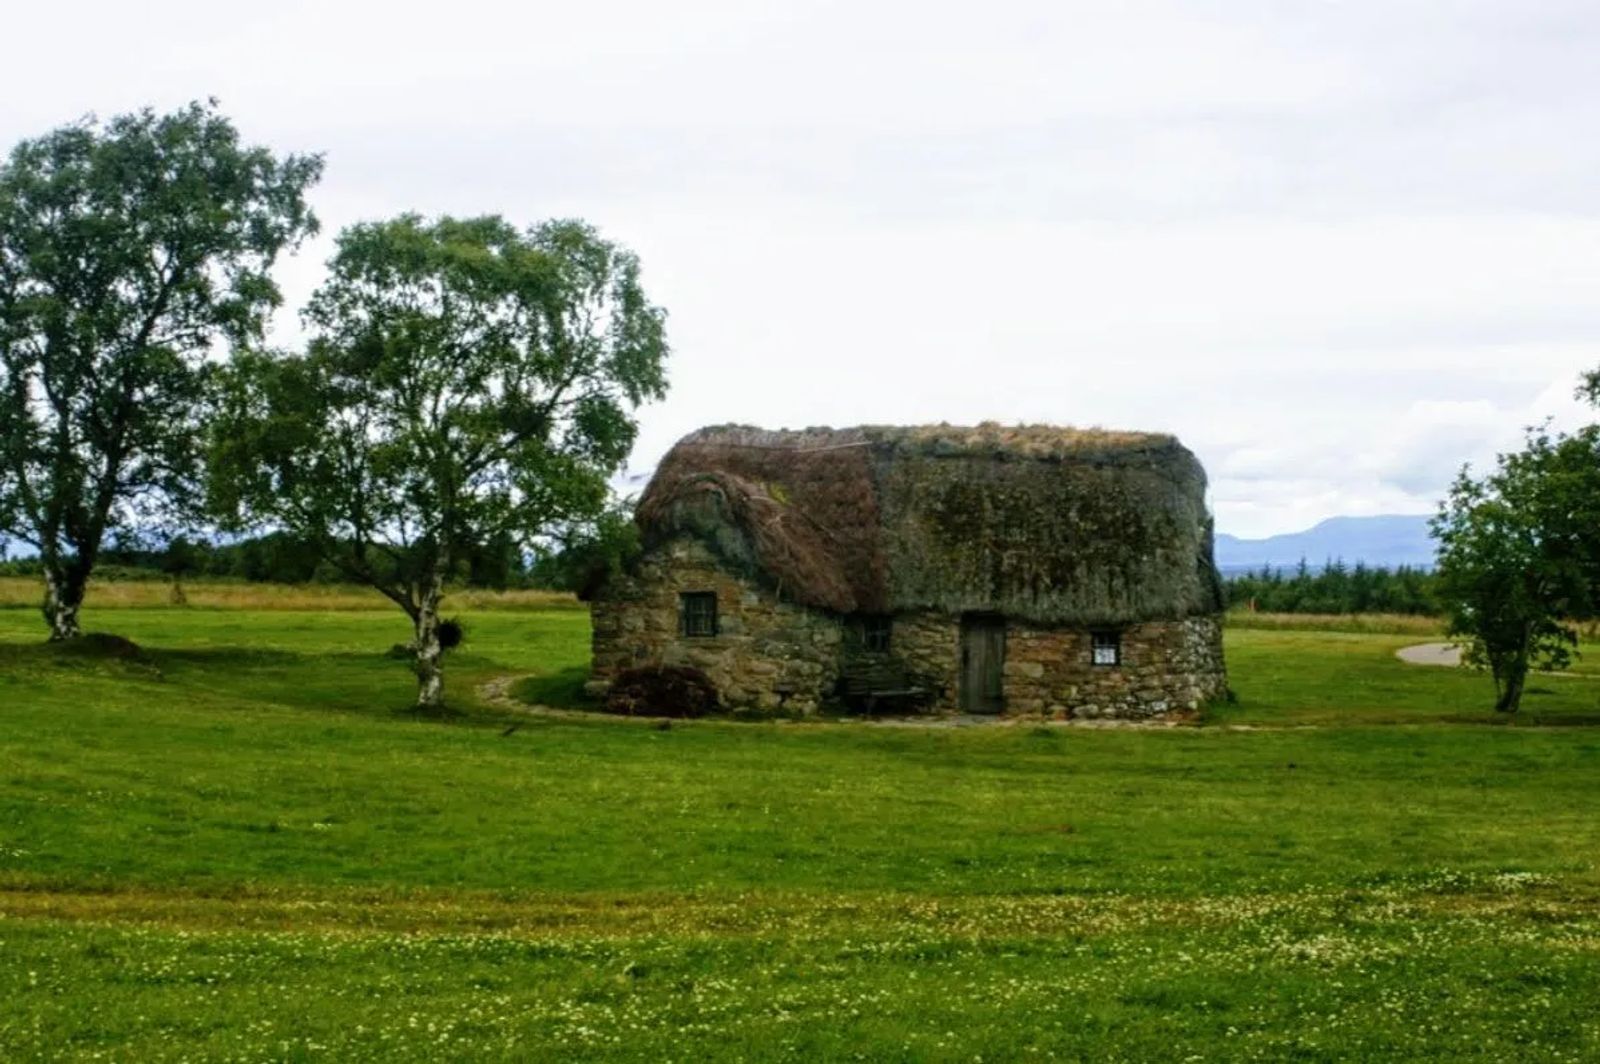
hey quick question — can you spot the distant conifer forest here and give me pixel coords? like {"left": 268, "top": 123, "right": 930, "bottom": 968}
{"left": 1224, "top": 561, "right": 1438, "bottom": 615}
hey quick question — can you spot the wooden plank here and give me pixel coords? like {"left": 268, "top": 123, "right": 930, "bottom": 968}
{"left": 960, "top": 615, "right": 1005, "bottom": 713}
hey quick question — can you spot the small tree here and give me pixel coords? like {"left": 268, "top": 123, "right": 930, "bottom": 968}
{"left": 161, "top": 535, "right": 200, "bottom": 605}
{"left": 0, "top": 101, "right": 321, "bottom": 639}
{"left": 209, "top": 214, "right": 668, "bottom": 710}
{"left": 1432, "top": 425, "right": 1600, "bottom": 712}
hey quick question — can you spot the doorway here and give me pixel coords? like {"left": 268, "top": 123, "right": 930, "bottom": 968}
{"left": 959, "top": 614, "right": 1005, "bottom": 713}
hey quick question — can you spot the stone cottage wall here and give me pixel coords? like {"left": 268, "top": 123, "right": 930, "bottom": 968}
{"left": 886, "top": 610, "right": 961, "bottom": 707}
{"left": 1003, "top": 615, "right": 1226, "bottom": 719}
{"left": 591, "top": 540, "right": 1227, "bottom": 719}
{"left": 888, "top": 611, "right": 1226, "bottom": 718}
{"left": 589, "top": 538, "right": 843, "bottom": 714}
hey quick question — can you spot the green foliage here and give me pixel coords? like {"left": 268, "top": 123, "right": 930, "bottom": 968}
{"left": 206, "top": 213, "right": 668, "bottom": 704}
{"left": 1433, "top": 424, "right": 1600, "bottom": 712}
{"left": 525, "top": 497, "right": 641, "bottom": 593}
{"left": 1226, "top": 561, "right": 1438, "bottom": 615}
{"left": 0, "top": 100, "right": 321, "bottom": 638}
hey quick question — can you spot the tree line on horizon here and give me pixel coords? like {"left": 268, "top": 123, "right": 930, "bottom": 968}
{"left": 0, "top": 528, "right": 600, "bottom": 593}
{"left": 4, "top": 535, "right": 1446, "bottom": 618}
{"left": 1224, "top": 561, "right": 1438, "bottom": 616}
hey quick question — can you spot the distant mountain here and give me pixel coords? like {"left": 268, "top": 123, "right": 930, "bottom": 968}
{"left": 1214, "top": 515, "right": 1436, "bottom": 574}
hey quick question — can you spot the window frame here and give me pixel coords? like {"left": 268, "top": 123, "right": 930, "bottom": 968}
{"left": 679, "top": 591, "right": 719, "bottom": 638}
{"left": 1090, "top": 629, "right": 1122, "bottom": 667}
{"left": 859, "top": 614, "right": 892, "bottom": 654}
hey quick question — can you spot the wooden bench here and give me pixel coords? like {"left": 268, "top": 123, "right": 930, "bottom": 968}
{"left": 839, "top": 657, "right": 934, "bottom": 714}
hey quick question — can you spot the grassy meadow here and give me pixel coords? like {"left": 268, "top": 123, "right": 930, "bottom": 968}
{"left": 1, "top": 585, "right": 1598, "bottom": 1060}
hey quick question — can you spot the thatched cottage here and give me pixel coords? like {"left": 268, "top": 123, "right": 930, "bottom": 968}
{"left": 587, "top": 424, "right": 1227, "bottom": 718}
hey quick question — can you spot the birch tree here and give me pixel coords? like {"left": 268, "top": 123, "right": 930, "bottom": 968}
{"left": 208, "top": 215, "right": 668, "bottom": 710}
{"left": 0, "top": 101, "right": 320, "bottom": 638}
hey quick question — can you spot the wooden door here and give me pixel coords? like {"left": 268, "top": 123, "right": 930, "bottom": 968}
{"left": 960, "top": 614, "right": 1006, "bottom": 713}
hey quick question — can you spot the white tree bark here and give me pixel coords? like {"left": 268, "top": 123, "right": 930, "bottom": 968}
{"left": 412, "top": 570, "right": 446, "bottom": 710}
{"left": 42, "top": 568, "right": 83, "bottom": 641}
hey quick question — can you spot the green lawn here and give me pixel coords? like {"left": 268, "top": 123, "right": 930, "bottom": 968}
{"left": 1221, "top": 626, "right": 1600, "bottom": 725}
{"left": 2, "top": 603, "right": 1598, "bottom": 1061}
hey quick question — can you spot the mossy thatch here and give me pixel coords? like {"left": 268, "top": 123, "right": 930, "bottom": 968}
{"left": 630, "top": 422, "right": 1223, "bottom": 625}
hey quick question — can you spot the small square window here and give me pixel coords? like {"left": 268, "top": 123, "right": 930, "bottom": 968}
{"left": 1091, "top": 630, "right": 1121, "bottom": 667}
{"left": 860, "top": 615, "right": 892, "bottom": 653}
{"left": 680, "top": 592, "right": 718, "bottom": 637}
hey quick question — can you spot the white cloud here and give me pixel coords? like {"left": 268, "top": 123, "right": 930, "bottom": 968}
{"left": 4, "top": 0, "right": 1599, "bottom": 539}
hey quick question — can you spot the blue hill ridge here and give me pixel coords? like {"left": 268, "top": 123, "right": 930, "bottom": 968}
{"left": 1214, "top": 514, "right": 1436, "bottom": 574}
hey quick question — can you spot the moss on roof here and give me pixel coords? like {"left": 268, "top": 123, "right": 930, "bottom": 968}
{"left": 630, "top": 423, "right": 1222, "bottom": 624}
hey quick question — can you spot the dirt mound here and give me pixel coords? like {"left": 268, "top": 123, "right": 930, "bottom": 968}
{"left": 53, "top": 632, "right": 145, "bottom": 660}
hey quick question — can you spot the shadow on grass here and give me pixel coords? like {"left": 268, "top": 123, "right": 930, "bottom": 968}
{"left": 152, "top": 646, "right": 304, "bottom": 667}
{"left": 0, "top": 637, "right": 312, "bottom": 669}
{"left": 1439, "top": 712, "right": 1600, "bottom": 727}
{"left": 512, "top": 666, "right": 594, "bottom": 710}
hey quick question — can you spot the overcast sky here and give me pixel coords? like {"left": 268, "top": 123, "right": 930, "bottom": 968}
{"left": 6, "top": 0, "right": 1598, "bottom": 537}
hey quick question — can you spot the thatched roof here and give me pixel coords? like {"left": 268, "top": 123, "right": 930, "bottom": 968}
{"left": 630, "top": 423, "right": 1224, "bottom": 625}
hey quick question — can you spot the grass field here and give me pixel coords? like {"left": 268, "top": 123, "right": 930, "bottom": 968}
{"left": 2, "top": 590, "right": 1599, "bottom": 1060}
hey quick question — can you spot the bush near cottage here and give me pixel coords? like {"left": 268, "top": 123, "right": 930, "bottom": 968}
{"left": 1, "top": 594, "right": 1598, "bottom": 1061}
{"left": 603, "top": 664, "right": 720, "bottom": 718}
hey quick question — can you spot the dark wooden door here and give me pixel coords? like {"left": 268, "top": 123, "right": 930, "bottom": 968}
{"left": 960, "top": 615, "right": 1006, "bottom": 713}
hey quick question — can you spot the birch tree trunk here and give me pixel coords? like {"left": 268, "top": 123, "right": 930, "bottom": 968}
{"left": 412, "top": 569, "right": 447, "bottom": 710}
{"left": 41, "top": 566, "right": 85, "bottom": 641}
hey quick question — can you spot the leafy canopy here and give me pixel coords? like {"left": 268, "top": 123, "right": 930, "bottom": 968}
{"left": 0, "top": 100, "right": 321, "bottom": 626}
{"left": 209, "top": 213, "right": 669, "bottom": 618}
{"left": 1432, "top": 424, "right": 1600, "bottom": 711}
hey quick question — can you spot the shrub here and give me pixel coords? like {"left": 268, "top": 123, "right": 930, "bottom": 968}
{"left": 604, "top": 665, "right": 719, "bottom": 718}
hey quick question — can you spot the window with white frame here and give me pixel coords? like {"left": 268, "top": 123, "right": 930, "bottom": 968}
{"left": 1091, "top": 630, "right": 1121, "bottom": 667}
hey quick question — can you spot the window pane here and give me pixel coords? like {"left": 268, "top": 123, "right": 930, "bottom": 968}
{"left": 680, "top": 592, "right": 717, "bottom": 637}
{"left": 1091, "top": 631, "right": 1120, "bottom": 666}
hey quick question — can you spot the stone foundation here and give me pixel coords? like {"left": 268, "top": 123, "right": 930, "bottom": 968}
{"left": 590, "top": 537, "right": 1227, "bottom": 719}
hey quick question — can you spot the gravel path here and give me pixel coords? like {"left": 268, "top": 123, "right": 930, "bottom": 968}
{"left": 1396, "top": 642, "right": 1463, "bottom": 667}
{"left": 474, "top": 674, "right": 1200, "bottom": 729}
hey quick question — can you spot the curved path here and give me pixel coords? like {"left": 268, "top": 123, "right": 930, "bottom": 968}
{"left": 1396, "top": 642, "right": 1463, "bottom": 667}
{"left": 1395, "top": 642, "right": 1590, "bottom": 679}
{"left": 473, "top": 673, "right": 1196, "bottom": 728}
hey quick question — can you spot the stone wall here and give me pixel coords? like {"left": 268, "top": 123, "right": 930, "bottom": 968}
{"left": 1002, "top": 615, "right": 1226, "bottom": 719}
{"left": 886, "top": 610, "right": 961, "bottom": 705}
{"left": 589, "top": 537, "right": 843, "bottom": 714}
{"left": 887, "top": 611, "right": 1226, "bottom": 718}
{"left": 590, "top": 537, "right": 1226, "bottom": 719}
